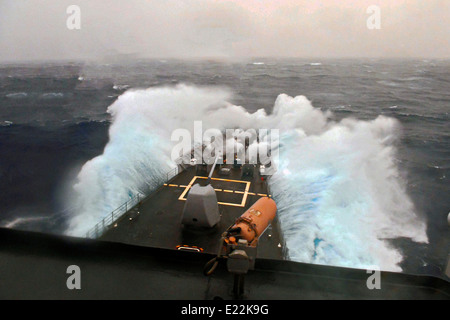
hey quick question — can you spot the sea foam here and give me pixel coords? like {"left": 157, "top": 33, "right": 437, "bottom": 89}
{"left": 67, "top": 84, "right": 428, "bottom": 272}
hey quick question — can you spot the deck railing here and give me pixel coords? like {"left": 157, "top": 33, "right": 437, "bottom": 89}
{"left": 85, "top": 156, "right": 189, "bottom": 239}
{"left": 85, "top": 192, "right": 143, "bottom": 239}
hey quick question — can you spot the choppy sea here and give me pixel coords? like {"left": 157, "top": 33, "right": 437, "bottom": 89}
{"left": 0, "top": 58, "right": 448, "bottom": 277}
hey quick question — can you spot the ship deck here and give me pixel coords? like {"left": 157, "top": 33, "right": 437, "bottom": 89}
{"left": 100, "top": 164, "right": 286, "bottom": 260}
{"left": 1, "top": 228, "right": 449, "bottom": 300}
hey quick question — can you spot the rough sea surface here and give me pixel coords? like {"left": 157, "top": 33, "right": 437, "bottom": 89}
{"left": 0, "top": 59, "right": 448, "bottom": 277}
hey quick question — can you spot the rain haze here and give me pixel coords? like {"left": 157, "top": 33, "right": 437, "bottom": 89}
{"left": 0, "top": 0, "right": 450, "bottom": 292}
{"left": 0, "top": 0, "right": 449, "bottom": 62}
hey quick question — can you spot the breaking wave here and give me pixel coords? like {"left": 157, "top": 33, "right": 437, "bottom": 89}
{"left": 66, "top": 84, "right": 428, "bottom": 272}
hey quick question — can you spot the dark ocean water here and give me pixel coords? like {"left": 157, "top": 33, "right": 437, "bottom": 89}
{"left": 0, "top": 59, "right": 448, "bottom": 277}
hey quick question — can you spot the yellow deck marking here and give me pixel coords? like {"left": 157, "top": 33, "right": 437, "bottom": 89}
{"left": 194, "top": 176, "right": 250, "bottom": 184}
{"left": 166, "top": 182, "right": 272, "bottom": 199}
{"left": 177, "top": 176, "right": 252, "bottom": 207}
{"left": 178, "top": 176, "right": 198, "bottom": 201}
{"left": 240, "top": 180, "right": 251, "bottom": 207}
{"left": 178, "top": 198, "right": 249, "bottom": 207}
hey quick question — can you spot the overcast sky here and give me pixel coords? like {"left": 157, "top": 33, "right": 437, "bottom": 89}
{"left": 0, "top": 0, "right": 448, "bottom": 62}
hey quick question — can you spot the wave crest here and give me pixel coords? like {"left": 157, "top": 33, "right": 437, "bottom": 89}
{"left": 66, "top": 84, "right": 428, "bottom": 272}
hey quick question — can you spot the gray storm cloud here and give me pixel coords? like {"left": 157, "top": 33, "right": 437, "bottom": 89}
{"left": 0, "top": 0, "right": 448, "bottom": 62}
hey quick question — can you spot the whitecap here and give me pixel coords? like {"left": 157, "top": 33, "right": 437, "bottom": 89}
{"left": 4, "top": 216, "right": 50, "bottom": 228}
{"left": 1, "top": 121, "right": 13, "bottom": 127}
{"left": 113, "top": 84, "right": 131, "bottom": 90}
{"left": 41, "top": 92, "right": 64, "bottom": 99}
{"left": 6, "top": 92, "right": 27, "bottom": 99}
